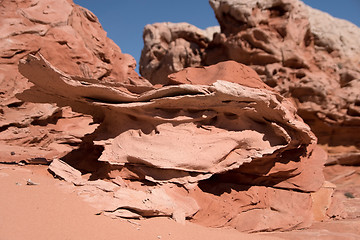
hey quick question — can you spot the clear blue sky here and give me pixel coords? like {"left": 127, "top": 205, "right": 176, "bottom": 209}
{"left": 73, "top": 0, "right": 360, "bottom": 72}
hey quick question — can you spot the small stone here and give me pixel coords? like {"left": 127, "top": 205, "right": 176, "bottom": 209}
{"left": 10, "top": 151, "right": 15, "bottom": 156}
{"left": 26, "top": 179, "right": 38, "bottom": 186}
{"left": 344, "top": 192, "right": 355, "bottom": 199}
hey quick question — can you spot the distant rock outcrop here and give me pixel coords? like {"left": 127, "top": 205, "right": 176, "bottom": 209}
{"left": 140, "top": 22, "right": 220, "bottom": 85}
{"left": 18, "top": 54, "right": 326, "bottom": 232}
{"left": 139, "top": 0, "right": 360, "bottom": 164}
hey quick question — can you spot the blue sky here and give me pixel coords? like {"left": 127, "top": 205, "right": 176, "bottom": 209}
{"left": 73, "top": 0, "right": 360, "bottom": 71}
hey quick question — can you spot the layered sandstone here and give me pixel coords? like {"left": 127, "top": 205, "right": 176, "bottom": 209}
{"left": 139, "top": 0, "right": 360, "bottom": 164}
{"left": 1, "top": 0, "right": 352, "bottom": 234}
{"left": 0, "top": 0, "right": 151, "bottom": 163}
{"left": 17, "top": 53, "right": 326, "bottom": 232}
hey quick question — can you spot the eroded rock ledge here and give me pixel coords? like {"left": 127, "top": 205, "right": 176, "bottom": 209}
{"left": 0, "top": 0, "right": 151, "bottom": 164}
{"left": 139, "top": 0, "right": 360, "bottom": 165}
{"left": 18, "top": 54, "right": 326, "bottom": 232}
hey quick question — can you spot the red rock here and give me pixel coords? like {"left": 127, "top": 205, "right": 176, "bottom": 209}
{"left": 167, "top": 60, "right": 274, "bottom": 91}
{"left": 18, "top": 53, "right": 325, "bottom": 231}
{"left": 323, "top": 165, "right": 360, "bottom": 220}
{"left": 0, "top": 105, "right": 97, "bottom": 164}
{"left": 139, "top": 0, "right": 360, "bottom": 163}
{"left": 48, "top": 158, "right": 82, "bottom": 184}
{"left": 0, "top": 0, "right": 344, "bottom": 234}
{"left": 311, "top": 181, "right": 336, "bottom": 221}
{"left": 191, "top": 185, "right": 313, "bottom": 232}
{"left": 140, "top": 22, "right": 220, "bottom": 85}
{"left": 0, "top": 0, "right": 152, "bottom": 164}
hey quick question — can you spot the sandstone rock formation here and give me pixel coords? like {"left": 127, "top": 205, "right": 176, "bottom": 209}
{"left": 2, "top": 0, "right": 357, "bottom": 235}
{"left": 139, "top": 0, "right": 360, "bottom": 164}
{"left": 17, "top": 53, "right": 326, "bottom": 232}
{"left": 140, "top": 22, "right": 220, "bottom": 85}
{"left": 0, "top": 0, "right": 151, "bottom": 163}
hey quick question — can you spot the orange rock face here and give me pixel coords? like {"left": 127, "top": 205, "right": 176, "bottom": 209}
{"left": 139, "top": 0, "right": 360, "bottom": 165}
{"left": 0, "top": 0, "right": 151, "bottom": 163}
{"left": 167, "top": 60, "right": 274, "bottom": 92}
{"left": 1, "top": 0, "right": 148, "bottom": 85}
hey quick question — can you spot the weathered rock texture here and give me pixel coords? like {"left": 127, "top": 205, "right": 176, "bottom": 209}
{"left": 18, "top": 53, "right": 325, "bottom": 232}
{"left": 139, "top": 0, "right": 360, "bottom": 164}
{"left": 140, "top": 22, "right": 220, "bottom": 85}
{"left": 0, "top": 0, "right": 151, "bottom": 163}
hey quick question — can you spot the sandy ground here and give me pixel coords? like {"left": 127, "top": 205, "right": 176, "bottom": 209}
{"left": 1, "top": 164, "right": 359, "bottom": 240}
{"left": 0, "top": 164, "right": 281, "bottom": 240}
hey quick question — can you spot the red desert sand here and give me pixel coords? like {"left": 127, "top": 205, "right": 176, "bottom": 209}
{"left": 0, "top": 165, "right": 283, "bottom": 240}
{"left": 1, "top": 165, "right": 359, "bottom": 239}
